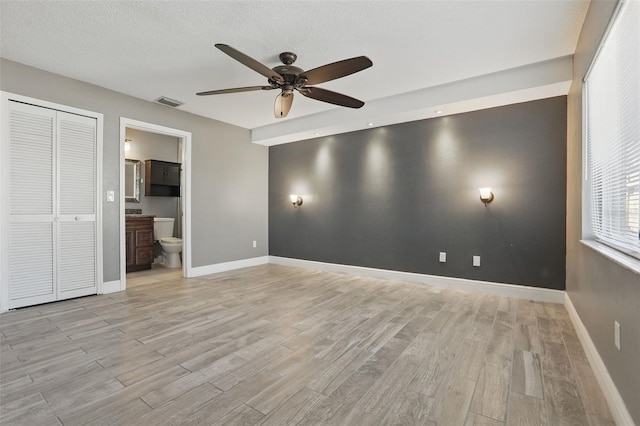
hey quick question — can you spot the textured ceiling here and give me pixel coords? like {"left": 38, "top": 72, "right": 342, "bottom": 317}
{"left": 0, "top": 1, "right": 589, "bottom": 133}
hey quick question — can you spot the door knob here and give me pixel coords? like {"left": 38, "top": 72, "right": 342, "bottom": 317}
{"left": 75, "top": 216, "right": 80, "bottom": 221}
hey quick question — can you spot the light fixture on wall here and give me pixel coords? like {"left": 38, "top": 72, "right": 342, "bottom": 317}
{"left": 124, "top": 139, "right": 132, "bottom": 152}
{"left": 479, "top": 187, "right": 494, "bottom": 206}
{"left": 290, "top": 194, "right": 303, "bottom": 208}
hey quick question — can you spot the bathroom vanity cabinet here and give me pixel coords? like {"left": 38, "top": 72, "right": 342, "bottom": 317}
{"left": 126, "top": 215, "right": 155, "bottom": 272}
{"left": 145, "top": 159, "right": 181, "bottom": 197}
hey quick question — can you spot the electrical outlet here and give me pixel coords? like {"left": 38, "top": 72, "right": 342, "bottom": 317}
{"left": 473, "top": 256, "right": 481, "bottom": 267}
{"left": 614, "top": 321, "right": 621, "bottom": 350}
{"left": 253, "top": 240, "right": 257, "bottom": 248}
{"left": 107, "top": 190, "right": 115, "bottom": 202}
{"left": 439, "top": 252, "right": 446, "bottom": 263}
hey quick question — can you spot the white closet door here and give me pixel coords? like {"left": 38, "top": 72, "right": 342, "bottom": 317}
{"left": 6, "top": 102, "right": 98, "bottom": 308}
{"left": 57, "top": 112, "right": 97, "bottom": 299}
{"left": 8, "top": 102, "right": 57, "bottom": 308}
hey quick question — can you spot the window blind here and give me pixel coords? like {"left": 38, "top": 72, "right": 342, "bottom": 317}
{"left": 585, "top": 0, "right": 640, "bottom": 259}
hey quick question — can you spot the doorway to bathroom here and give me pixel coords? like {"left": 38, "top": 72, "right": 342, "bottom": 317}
{"left": 119, "top": 118, "right": 192, "bottom": 291}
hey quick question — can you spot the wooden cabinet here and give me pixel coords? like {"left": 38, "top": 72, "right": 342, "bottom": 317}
{"left": 126, "top": 216, "right": 155, "bottom": 272}
{"left": 145, "top": 160, "right": 181, "bottom": 196}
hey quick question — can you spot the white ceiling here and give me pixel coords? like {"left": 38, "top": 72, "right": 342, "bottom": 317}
{"left": 0, "top": 1, "right": 589, "bottom": 144}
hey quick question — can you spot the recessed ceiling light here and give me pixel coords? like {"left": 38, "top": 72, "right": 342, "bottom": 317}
{"left": 367, "top": 122, "right": 374, "bottom": 126}
{"left": 435, "top": 110, "right": 443, "bottom": 114}
{"left": 314, "top": 132, "right": 320, "bottom": 136}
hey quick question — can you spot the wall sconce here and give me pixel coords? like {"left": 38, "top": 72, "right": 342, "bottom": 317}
{"left": 290, "top": 194, "right": 303, "bottom": 208}
{"left": 124, "top": 139, "right": 132, "bottom": 152}
{"left": 479, "top": 187, "right": 494, "bottom": 206}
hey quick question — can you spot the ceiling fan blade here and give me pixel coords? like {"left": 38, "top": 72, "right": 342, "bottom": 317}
{"left": 299, "top": 87, "right": 364, "bottom": 109}
{"left": 196, "top": 86, "right": 274, "bottom": 96}
{"left": 274, "top": 91, "right": 294, "bottom": 118}
{"left": 302, "top": 56, "right": 373, "bottom": 85}
{"left": 215, "top": 44, "right": 283, "bottom": 83}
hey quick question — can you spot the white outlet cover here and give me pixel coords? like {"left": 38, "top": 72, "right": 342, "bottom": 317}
{"left": 614, "top": 321, "right": 621, "bottom": 350}
{"left": 253, "top": 240, "right": 257, "bottom": 248}
{"left": 107, "top": 190, "right": 115, "bottom": 202}
{"left": 439, "top": 252, "right": 446, "bottom": 262}
{"left": 473, "top": 256, "right": 481, "bottom": 267}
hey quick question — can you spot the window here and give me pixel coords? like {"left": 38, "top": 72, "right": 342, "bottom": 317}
{"left": 584, "top": 0, "right": 640, "bottom": 260}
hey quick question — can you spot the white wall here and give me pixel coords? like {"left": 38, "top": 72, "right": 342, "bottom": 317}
{"left": 566, "top": 2, "right": 640, "bottom": 424}
{"left": 0, "top": 58, "right": 269, "bottom": 282}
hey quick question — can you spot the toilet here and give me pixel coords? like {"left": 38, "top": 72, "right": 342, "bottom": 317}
{"left": 153, "top": 217, "right": 182, "bottom": 268}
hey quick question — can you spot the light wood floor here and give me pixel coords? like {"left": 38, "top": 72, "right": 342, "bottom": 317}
{"left": 126, "top": 263, "right": 184, "bottom": 289}
{"left": 0, "top": 265, "right": 613, "bottom": 425}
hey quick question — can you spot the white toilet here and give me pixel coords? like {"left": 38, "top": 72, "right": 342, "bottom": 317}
{"left": 153, "top": 217, "right": 182, "bottom": 268}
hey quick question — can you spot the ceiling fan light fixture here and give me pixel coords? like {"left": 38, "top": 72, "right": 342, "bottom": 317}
{"left": 275, "top": 91, "right": 294, "bottom": 118}
{"left": 198, "top": 44, "right": 372, "bottom": 118}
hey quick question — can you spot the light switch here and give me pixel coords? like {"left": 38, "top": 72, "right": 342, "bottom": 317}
{"left": 473, "top": 256, "right": 481, "bottom": 267}
{"left": 439, "top": 252, "right": 446, "bottom": 263}
{"left": 107, "top": 190, "right": 115, "bottom": 202}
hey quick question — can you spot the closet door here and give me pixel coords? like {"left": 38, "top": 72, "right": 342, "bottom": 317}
{"left": 6, "top": 101, "right": 98, "bottom": 309}
{"left": 57, "top": 112, "right": 97, "bottom": 299}
{"left": 8, "top": 102, "right": 57, "bottom": 308}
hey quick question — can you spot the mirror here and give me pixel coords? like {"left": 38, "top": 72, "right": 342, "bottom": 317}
{"left": 124, "top": 159, "right": 141, "bottom": 203}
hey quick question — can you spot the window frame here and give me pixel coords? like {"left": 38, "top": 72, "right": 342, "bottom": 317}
{"left": 582, "top": 0, "right": 640, "bottom": 266}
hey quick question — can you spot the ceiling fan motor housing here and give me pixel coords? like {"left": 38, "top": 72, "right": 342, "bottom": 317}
{"left": 272, "top": 65, "right": 305, "bottom": 88}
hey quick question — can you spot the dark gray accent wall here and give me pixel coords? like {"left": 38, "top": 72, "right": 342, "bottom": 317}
{"left": 567, "top": 1, "right": 640, "bottom": 423}
{"left": 270, "top": 97, "right": 567, "bottom": 290}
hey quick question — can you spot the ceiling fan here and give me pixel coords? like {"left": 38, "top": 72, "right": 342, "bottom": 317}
{"left": 197, "top": 44, "right": 373, "bottom": 119}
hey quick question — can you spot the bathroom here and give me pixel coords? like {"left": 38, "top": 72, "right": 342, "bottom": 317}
{"left": 124, "top": 128, "right": 183, "bottom": 280}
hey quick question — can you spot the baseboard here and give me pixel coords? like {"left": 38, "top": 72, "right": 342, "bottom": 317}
{"left": 268, "top": 256, "right": 564, "bottom": 303}
{"left": 101, "top": 280, "right": 122, "bottom": 294}
{"left": 190, "top": 256, "right": 269, "bottom": 278}
{"left": 564, "top": 293, "right": 634, "bottom": 426}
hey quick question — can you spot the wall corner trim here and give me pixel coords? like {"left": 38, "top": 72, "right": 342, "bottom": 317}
{"left": 564, "top": 293, "right": 635, "bottom": 426}
{"left": 190, "top": 256, "right": 269, "bottom": 278}
{"left": 102, "top": 280, "right": 122, "bottom": 295}
{"left": 268, "top": 256, "right": 564, "bottom": 303}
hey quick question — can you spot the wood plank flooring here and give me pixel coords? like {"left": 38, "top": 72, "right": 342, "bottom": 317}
{"left": 0, "top": 264, "right": 613, "bottom": 425}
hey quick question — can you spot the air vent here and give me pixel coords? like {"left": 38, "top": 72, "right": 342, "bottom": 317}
{"left": 154, "top": 96, "right": 184, "bottom": 108}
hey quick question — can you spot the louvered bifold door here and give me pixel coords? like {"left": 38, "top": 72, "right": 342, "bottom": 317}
{"left": 8, "top": 102, "right": 57, "bottom": 309}
{"left": 57, "top": 111, "right": 97, "bottom": 299}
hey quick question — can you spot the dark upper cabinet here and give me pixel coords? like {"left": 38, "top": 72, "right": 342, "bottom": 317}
{"left": 145, "top": 160, "right": 181, "bottom": 197}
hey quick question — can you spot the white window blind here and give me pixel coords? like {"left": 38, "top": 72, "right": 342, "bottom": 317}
{"left": 585, "top": 0, "right": 640, "bottom": 259}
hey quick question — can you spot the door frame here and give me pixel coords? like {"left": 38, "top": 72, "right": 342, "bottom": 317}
{"left": 119, "top": 118, "right": 192, "bottom": 290}
{"left": 0, "top": 91, "right": 104, "bottom": 312}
